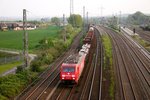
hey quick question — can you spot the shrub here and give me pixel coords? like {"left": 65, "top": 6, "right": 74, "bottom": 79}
{"left": 66, "top": 33, "right": 71, "bottom": 39}
{"left": 16, "top": 65, "right": 24, "bottom": 74}
{"left": 43, "top": 54, "right": 53, "bottom": 64}
{"left": 30, "top": 60, "right": 42, "bottom": 72}
{"left": 0, "top": 94, "right": 7, "bottom": 100}
{"left": 0, "top": 72, "right": 30, "bottom": 99}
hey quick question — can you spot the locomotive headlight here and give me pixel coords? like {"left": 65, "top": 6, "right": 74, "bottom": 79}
{"left": 62, "top": 77, "right": 64, "bottom": 79}
{"left": 72, "top": 75, "right": 75, "bottom": 77}
{"left": 73, "top": 78, "right": 75, "bottom": 80}
{"left": 62, "top": 75, "right": 65, "bottom": 77}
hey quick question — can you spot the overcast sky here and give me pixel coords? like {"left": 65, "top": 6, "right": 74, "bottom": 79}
{"left": 0, "top": 0, "right": 150, "bottom": 18}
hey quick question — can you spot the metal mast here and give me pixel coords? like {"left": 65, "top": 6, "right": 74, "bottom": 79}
{"left": 119, "top": 11, "right": 121, "bottom": 24}
{"left": 63, "top": 14, "right": 66, "bottom": 42}
{"left": 70, "top": 0, "right": 74, "bottom": 15}
{"left": 83, "top": 6, "right": 85, "bottom": 32}
{"left": 87, "top": 12, "right": 88, "bottom": 25}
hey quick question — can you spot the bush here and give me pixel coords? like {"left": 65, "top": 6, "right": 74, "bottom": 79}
{"left": 43, "top": 54, "right": 53, "bottom": 64}
{"left": 0, "top": 72, "right": 30, "bottom": 99}
{"left": 0, "top": 94, "right": 7, "bottom": 100}
{"left": 16, "top": 65, "right": 24, "bottom": 74}
{"left": 30, "top": 60, "right": 42, "bottom": 72}
{"left": 66, "top": 33, "right": 71, "bottom": 39}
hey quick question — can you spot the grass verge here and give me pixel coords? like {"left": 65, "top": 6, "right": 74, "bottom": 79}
{"left": 107, "top": 25, "right": 122, "bottom": 34}
{"left": 101, "top": 35, "right": 114, "bottom": 100}
{"left": 132, "top": 35, "right": 150, "bottom": 52}
{"left": 0, "top": 61, "right": 23, "bottom": 74}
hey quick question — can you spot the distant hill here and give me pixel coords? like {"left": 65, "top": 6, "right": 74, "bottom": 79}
{"left": 127, "top": 11, "right": 150, "bottom": 25}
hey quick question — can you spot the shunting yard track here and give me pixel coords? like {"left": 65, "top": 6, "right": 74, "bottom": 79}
{"left": 17, "top": 31, "right": 83, "bottom": 100}
{"left": 99, "top": 26, "right": 150, "bottom": 100}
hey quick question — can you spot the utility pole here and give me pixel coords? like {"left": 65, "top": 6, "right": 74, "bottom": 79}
{"left": 23, "top": 9, "right": 29, "bottom": 70}
{"left": 70, "top": 0, "right": 74, "bottom": 16}
{"left": 87, "top": 12, "right": 88, "bottom": 25}
{"left": 101, "top": 6, "right": 104, "bottom": 18}
{"left": 119, "top": 11, "right": 121, "bottom": 25}
{"left": 100, "top": 6, "right": 104, "bottom": 25}
{"left": 63, "top": 14, "right": 66, "bottom": 42}
{"left": 83, "top": 6, "right": 85, "bottom": 32}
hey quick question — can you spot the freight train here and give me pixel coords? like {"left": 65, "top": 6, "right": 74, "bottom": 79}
{"left": 60, "top": 27, "right": 94, "bottom": 83}
{"left": 83, "top": 27, "right": 94, "bottom": 44}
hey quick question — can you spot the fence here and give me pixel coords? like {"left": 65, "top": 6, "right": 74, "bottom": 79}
{"left": 0, "top": 55, "right": 24, "bottom": 65}
{"left": 0, "top": 48, "right": 22, "bottom": 53}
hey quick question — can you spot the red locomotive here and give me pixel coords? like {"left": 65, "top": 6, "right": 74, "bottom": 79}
{"left": 60, "top": 27, "right": 94, "bottom": 83}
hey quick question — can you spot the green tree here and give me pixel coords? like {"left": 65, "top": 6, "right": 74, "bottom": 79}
{"left": 51, "top": 17, "right": 60, "bottom": 26}
{"left": 127, "top": 11, "right": 149, "bottom": 25}
{"left": 68, "top": 14, "right": 82, "bottom": 28}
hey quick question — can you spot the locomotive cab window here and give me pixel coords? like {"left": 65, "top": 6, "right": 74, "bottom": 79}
{"left": 63, "top": 67, "right": 75, "bottom": 72}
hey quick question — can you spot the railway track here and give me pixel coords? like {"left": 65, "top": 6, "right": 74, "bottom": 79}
{"left": 55, "top": 85, "right": 75, "bottom": 100}
{"left": 17, "top": 31, "right": 83, "bottom": 100}
{"left": 100, "top": 26, "right": 150, "bottom": 100}
{"left": 79, "top": 28, "right": 103, "bottom": 100}
{"left": 88, "top": 28, "right": 103, "bottom": 100}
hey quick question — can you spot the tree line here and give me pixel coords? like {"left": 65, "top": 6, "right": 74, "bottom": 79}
{"left": 51, "top": 14, "right": 82, "bottom": 28}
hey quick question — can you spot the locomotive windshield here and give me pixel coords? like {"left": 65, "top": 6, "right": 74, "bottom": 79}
{"left": 63, "top": 67, "right": 75, "bottom": 72}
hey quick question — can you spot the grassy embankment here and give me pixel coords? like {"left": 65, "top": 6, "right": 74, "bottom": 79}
{"left": 132, "top": 35, "right": 150, "bottom": 52}
{"left": 107, "top": 25, "right": 122, "bottom": 34}
{"left": 0, "top": 24, "right": 81, "bottom": 100}
{"left": 0, "top": 61, "right": 23, "bottom": 75}
{"left": 101, "top": 35, "right": 114, "bottom": 100}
